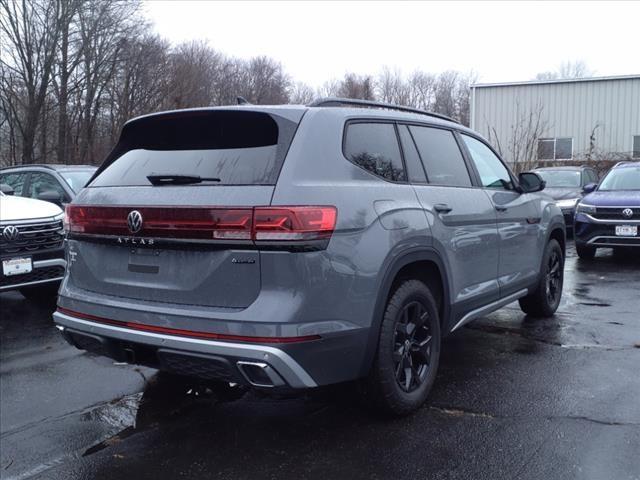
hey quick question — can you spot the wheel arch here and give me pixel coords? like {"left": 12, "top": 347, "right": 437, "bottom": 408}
{"left": 359, "top": 247, "right": 451, "bottom": 377}
{"left": 548, "top": 223, "right": 566, "bottom": 255}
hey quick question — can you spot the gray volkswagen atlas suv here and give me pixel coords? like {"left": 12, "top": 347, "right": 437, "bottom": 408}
{"left": 54, "top": 99, "right": 565, "bottom": 415}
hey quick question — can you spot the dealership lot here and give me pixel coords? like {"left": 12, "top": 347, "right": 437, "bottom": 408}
{"left": 1, "top": 245, "right": 639, "bottom": 480}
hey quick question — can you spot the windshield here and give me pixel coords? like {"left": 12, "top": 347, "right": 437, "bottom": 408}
{"left": 598, "top": 166, "right": 640, "bottom": 191}
{"left": 536, "top": 170, "right": 581, "bottom": 188}
{"left": 61, "top": 170, "right": 95, "bottom": 193}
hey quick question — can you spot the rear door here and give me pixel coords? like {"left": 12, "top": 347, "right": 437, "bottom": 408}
{"left": 459, "top": 134, "right": 541, "bottom": 296}
{"left": 401, "top": 124, "right": 501, "bottom": 316}
{"left": 66, "top": 109, "right": 302, "bottom": 308}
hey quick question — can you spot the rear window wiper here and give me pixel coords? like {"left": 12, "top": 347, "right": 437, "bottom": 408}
{"left": 146, "top": 174, "right": 221, "bottom": 185}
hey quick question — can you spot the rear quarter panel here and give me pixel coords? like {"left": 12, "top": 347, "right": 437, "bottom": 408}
{"left": 271, "top": 110, "right": 433, "bottom": 334}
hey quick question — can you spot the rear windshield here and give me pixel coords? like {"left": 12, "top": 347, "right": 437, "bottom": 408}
{"left": 90, "top": 110, "right": 298, "bottom": 187}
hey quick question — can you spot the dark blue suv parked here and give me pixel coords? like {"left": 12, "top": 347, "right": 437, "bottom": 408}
{"left": 575, "top": 162, "right": 640, "bottom": 259}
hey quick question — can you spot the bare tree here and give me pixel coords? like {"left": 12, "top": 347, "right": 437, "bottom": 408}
{"left": 74, "top": 0, "right": 142, "bottom": 163}
{"left": 0, "top": 0, "right": 62, "bottom": 163}
{"left": 52, "top": 0, "right": 84, "bottom": 163}
{"left": 165, "top": 40, "right": 222, "bottom": 109}
{"left": 535, "top": 60, "right": 594, "bottom": 80}
{"left": 336, "top": 73, "right": 376, "bottom": 100}
{"left": 487, "top": 101, "right": 548, "bottom": 172}
{"left": 105, "top": 34, "right": 169, "bottom": 144}
{"left": 318, "top": 78, "right": 340, "bottom": 98}
{"left": 0, "top": 1, "right": 487, "bottom": 167}
{"left": 289, "top": 81, "right": 315, "bottom": 105}
{"left": 407, "top": 71, "right": 437, "bottom": 111}
{"left": 377, "top": 67, "right": 412, "bottom": 105}
{"left": 242, "top": 56, "right": 290, "bottom": 104}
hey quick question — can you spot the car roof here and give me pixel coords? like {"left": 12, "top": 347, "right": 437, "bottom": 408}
{"left": 613, "top": 161, "right": 640, "bottom": 169}
{"left": 0, "top": 164, "right": 96, "bottom": 172}
{"left": 535, "top": 166, "right": 590, "bottom": 171}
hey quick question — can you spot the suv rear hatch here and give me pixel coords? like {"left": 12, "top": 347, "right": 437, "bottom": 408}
{"left": 65, "top": 109, "right": 305, "bottom": 309}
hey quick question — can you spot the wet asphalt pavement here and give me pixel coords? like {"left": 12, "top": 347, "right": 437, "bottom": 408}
{"left": 1, "top": 246, "right": 639, "bottom": 480}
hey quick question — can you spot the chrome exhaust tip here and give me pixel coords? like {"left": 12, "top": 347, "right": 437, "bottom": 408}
{"left": 236, "top": 361, "right": 285, "bottom": 388}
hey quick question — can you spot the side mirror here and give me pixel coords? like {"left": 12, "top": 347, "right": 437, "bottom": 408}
{"left": 518, "top": 172, "right": 546, "bottom": 193}
{"left": 37, "top": 189, "right": 63, "bottom": 206}
{"left": 0, "top": 183, "right": 15, "bottom": 195}
{"left": 582, "top": 183, "right": 598, "bottom": 194}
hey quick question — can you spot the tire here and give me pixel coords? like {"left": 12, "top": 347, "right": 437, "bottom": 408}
{"left": 19, "top": 282, "right": 60, "bottom": 302}
{"left": 362, "top": 279, "right": 441, "bottom": 416}
{"left": 519, "top": 239, "right": 564, "bottom": 317}
{"left": 576, "top": 242, "right": 596, "bottom": 260}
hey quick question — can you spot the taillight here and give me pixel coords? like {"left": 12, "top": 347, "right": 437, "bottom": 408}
{"left": 65, "top": 205, "right": 254, "bottom": 240}
{"left": 253, "top": 207, "right": 337, "bottom": 241}
{"left": 66, "top": 205, "right": 337, "bottom": 250}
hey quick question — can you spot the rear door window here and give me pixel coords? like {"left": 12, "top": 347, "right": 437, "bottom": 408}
{"left": 585, "top": 169, "right": 598, "bottom": 184}
{"left": 91, "top": 111, "right": 297, "bottom": 187}
{"left": 398, "top": 125, "right": 427, "bottom": 183}
{"left": 27, "top": 172, "right": 68, "bottom": 201}
{"left": 344, "top": 122, "right": 406, "bottom": 182}
{"left": 0, "top": 172, "right": 28, "bottom": 196}
{"left": 408, "top": 126, "right": 472, "bottom": 187}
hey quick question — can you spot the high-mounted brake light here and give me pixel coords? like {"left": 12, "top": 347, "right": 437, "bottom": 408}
{"left": 65, "top": 205, "right": 337, "bottom": 248}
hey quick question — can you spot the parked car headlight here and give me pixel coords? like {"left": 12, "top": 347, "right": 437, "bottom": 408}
{"left": 556, "top": 198, "right": 579, "bottom": 209}
{"left": 576, "top": 203, "right": 596, "bottom": 215}
{"left": 55, "top": 211, "right": 67, "bottom": 235}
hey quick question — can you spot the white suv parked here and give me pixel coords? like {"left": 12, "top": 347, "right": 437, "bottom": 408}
{"left": 0, "top": 189, "right": 66, "bottom": 299}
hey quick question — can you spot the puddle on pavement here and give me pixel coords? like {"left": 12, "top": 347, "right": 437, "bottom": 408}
{"left": 81, "top": 372, "right": 246, "bottom": 457}
{"left": 79, "top": 370, "right": 366, "bottom": 459}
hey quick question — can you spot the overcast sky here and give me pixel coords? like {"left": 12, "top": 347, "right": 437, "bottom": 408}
{"left": 144, "top": 1, "right": 640, "bottom": 87}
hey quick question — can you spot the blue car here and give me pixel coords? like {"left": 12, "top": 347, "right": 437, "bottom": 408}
{"left": 574, "top": 161, "right": 640, "bottom": 259}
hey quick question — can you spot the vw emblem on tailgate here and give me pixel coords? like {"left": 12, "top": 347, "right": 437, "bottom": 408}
{"left": 2, "top": 225, "right": 19, "bottom": 242}
{"left": 127, "top": 210, "right": 143, "bottom": 233}
{"left": 622, "top": 208, "right": 634, "bottom": 219}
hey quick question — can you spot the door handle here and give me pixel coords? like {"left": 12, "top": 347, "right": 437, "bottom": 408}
{"left": 434, "top": 203, "right": 452, "bottom": 214}
{"left": 495, "top": 205, "right": 508, "bottom": 212}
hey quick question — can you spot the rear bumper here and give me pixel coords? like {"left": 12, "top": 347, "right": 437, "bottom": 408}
{"left": 53, "top": 309, "right": 368, "bottom": 389}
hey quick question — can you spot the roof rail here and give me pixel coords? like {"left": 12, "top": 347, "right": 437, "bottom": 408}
{"left": 308, "top": 97, "right": 460, "bottom": 124}
{"left": 0, "top": 164, "right": 56, "bottom": 171}
{"left": 0, "top": 163, "right": 95, "bottom": 170}
{"left": 0, "top": 163, "right": 60, "bottom": 170}
{"left": 613, "top": 160, "right": 634, "bottom": 168}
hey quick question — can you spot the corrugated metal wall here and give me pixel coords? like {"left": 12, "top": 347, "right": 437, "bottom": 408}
{"left": 471, "top": 76, "right": 640, "bottom": 164}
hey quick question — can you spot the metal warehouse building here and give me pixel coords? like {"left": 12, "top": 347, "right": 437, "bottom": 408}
{"left": 470, "top": 75, "right": 640, "bottom": 166}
